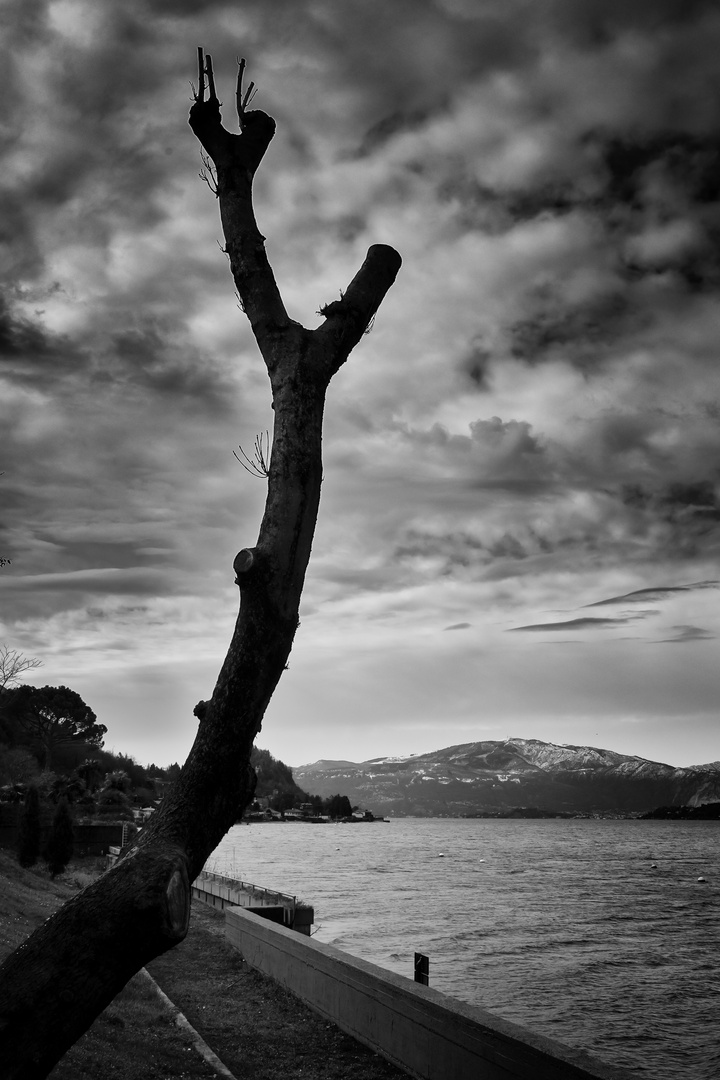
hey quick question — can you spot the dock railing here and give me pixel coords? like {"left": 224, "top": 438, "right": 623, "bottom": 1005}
{"left": 197, "top": 869, "right": 297, "bottom": 912}
{"left": 191, "top": 869, "right": 313, "bottom": 934}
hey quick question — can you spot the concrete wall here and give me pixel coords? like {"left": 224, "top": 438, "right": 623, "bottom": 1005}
{"left": 225, "top": 907, "right": 636, "bottom": 1080}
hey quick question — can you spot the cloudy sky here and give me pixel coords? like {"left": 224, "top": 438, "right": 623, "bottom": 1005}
{"left": 2, "top": 0, "right": 719, "bottom": 771}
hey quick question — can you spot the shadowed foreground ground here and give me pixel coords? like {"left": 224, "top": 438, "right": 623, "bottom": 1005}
{"left": 0, "top": 851, "right": 407, "bottom": 1079}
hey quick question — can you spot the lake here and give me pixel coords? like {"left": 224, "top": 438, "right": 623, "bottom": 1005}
{"left": 208, "top": 817, "right": 720, "bottom": 1079}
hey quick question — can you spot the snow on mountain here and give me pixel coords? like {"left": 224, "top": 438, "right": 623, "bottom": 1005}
{"left": 293, "top": 738, "right": 720, "bottom": 817}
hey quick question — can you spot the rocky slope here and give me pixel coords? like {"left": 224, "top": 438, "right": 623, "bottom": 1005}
{"left": 293, "top": 738, "right": 720, "bottom": 817}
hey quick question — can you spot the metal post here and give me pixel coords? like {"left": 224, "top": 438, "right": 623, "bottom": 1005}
{"left": 414, "top": 952, "right": 429, "bottom": 986}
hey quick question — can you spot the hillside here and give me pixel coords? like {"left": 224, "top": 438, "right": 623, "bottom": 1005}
{"left": 293, "top": 738, "right": 720, "bottom": 817}
{"left": 251, "top": 747, "right": 308, "bottom": 802}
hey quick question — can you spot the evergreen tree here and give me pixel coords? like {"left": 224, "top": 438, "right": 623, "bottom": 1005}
{"left": 17, "top": 785, "right": 41, "bottom": 868}
{"left": 325, "top": 794, "right": 353, "bottom": 820}
{"left": 44, "top": 798, "right": 74, "bottom": 879}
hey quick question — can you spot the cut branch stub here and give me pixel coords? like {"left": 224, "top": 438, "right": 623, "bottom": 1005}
{"left": 233, "top": 548, "right": 255, "bottom": 581}
{"left": 163, "top": 866, "right": 190, "bottom": 940}
{"left": 316, "top": 244, "right": 403, "bottom": 373}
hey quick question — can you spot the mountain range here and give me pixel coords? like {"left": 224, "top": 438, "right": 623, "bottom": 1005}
{"left": 293, "top": 739, "right": 720, "bottom": 817}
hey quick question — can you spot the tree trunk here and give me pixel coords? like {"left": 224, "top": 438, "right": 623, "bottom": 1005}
{"left": 0, "top": 51, "right": 400, "bottom": 1080}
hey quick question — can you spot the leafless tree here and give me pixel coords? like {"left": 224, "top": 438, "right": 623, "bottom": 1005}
{"left": 0, "top": 51, "right": 400, "bottom": 1078}
{"left": 0, "top": 645, "right": 42, "bottom": 692}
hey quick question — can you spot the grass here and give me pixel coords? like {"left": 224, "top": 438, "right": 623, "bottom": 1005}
{"left": 0, "top": 848, "right": 408, "bottom": 1079}
{"left": 0, "top": 849, "right": 221, "bottom": 1078}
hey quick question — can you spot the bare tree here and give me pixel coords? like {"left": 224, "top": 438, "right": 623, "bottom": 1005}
{"left": 0, "top": 645, "right": 42, "bottom": 691}
{"left": 0, "top": 51, "right": 400, "bottom": 1079}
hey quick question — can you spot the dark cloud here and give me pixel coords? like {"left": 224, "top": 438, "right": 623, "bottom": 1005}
{"left": 148, "top": 0, "right": 223, "bottom": 10}
{"left": 108, "top": 321, "right": 236, "bottom": 405}
{"left": 460, "top": 339, "right": 493, "bottom": 390}
{"left": 655, "top": 624, "right": 714, "bottom": 642}
{"left": 0, "top": 8, "right": 183, "bottom": 301}
{"left": 0, "top": 192, "right": 44, "bottom": 281}
{"left": 351, "top": 109, "right": 438, "bottom": 159}
{"left": 316, "top": 0, "right": 537, "bottom": 123}
{"left": 469, "top": 416, "right": 543, "bottom": 456}
{"left": 509, "top": 291, "right": 633, "bottom": 368}
{"left": 600, "top": 134, "right": 720, "bottom": 291}
{"left": 613, "top": 482, "right": 720, "bottom": 561}
{"left": 0, "top": 286, "right": 235, "bottom": 416}
{"left": 390, "top": 417, "right": 549, "bottom": 493}
{"left": 394, "top": 529, "right": 486, "bottom": 574}
{"left": 501, "top": 128, "right": 720, "bottom": 370}
{"left": 0, "top": 293, "right": 90, "bottom": 386}
{"left": 53, "top": 13, "right": 159, "bottom": 122}
{"left": 587, "top": 580, "right": 720, "bottom": 607}
{"left": 550, "top": 0, "right": 720, "bottom": 56}
{"left": 598, "top": 133, "right": 720, "bottom": 208}
{"left": 0, "top": 294, "right": 60, "bottom": 359}
{"left": 0, "top": 568, "right": 173, "bottom": 595}
{"left": 32, "top": 538, "right": 165, "bottom": 574}
{"left": 508, "top": 616, "right": 633, "bottom": 632}
{"left": 85, "top": 603, "right": 150, "bottom": 621}
{"left": 660, "top": 482, "right": 720, "bottom": 522}
{"left": 393, "top": 523, "right": 555, "bottom": 578}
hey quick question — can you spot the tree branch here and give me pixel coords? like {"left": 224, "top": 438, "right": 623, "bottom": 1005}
{"left": 236, "top": 56, "right": 246, "bottom": 125}
{"left": 0, "top": 644, "right": 42, "bottom": 690}
{"left": 235, "top": 57, "right": 257, "bottom": 127}
{"left": 205, "top": 52, "right": 217, "bottom": 104}
{"left": 196, "top": 46, "right": 204, "bottom": 102}
{"left": 316, "top": 244, "right": 403, "bottom": 375}
{"left": 189, "top": 51, "right": 290, "bottom": 355}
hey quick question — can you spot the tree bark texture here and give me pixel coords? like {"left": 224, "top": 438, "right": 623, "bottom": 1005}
{"left": 0, "top": 51, "right": 400, "bottom": 1080}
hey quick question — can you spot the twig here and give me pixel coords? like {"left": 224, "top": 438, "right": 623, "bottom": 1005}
{"left": 233, "top": 431, "right": 271, "bottom": 478}
{"left": 205, "top": 53, "right": 217, "bottom": 103}
{"left": 235, "top": 56, "right": 258, "bottom": 129}
{"left": 199, "top": 150, "right": 218, "bottom": 196}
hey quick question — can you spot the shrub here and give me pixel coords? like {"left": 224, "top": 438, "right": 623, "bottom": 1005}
{"left": 0, "top": 746, "right": 38, "bottom": 787}
{"left": 96, "top": 786, "right": 134, "bottom": 820}
{"left": 17, "top": 785, "right": 41, "bottom": 868}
